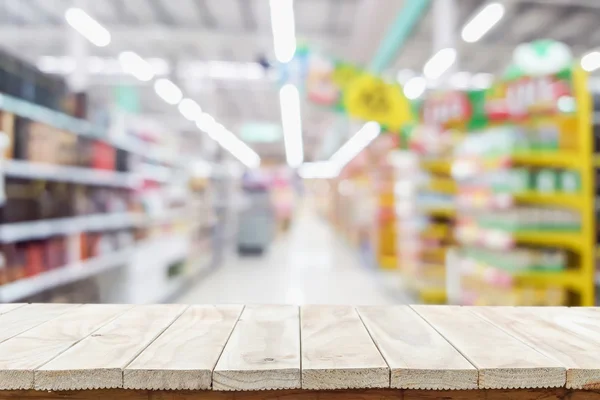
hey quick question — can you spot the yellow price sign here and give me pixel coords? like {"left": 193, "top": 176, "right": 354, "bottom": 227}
{"left": 343, "top": 74, "right": 411, "bottom": 131}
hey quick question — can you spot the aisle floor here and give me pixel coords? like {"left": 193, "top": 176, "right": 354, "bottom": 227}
{"left": 177, "top": 210, "right": 402, "bottom": 305}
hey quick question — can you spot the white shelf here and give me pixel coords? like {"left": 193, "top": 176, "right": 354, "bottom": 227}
{"left": 3, "top": 160, "right": 139, "bottom": 188}
{"left": 0, "top": 93, "right": 179, "bottom": 166}
{"left": 0, "top": 212, "right": 142, "bottom": 242}
{"left": 0, "top": 248, "right": 134, "bottom": 302}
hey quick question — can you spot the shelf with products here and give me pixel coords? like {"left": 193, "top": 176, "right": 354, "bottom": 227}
{"left": 399, "top": 91, "right": 474, "bottom": 303}
{"left": 3, "top": 159, "right": 139, "bottom": 188}
{"left": 0, "top": 246, "right": 134, "bottom": 303}
{"left": 0, "top": 91, "right": 179, "bottom": 166}
{"left": 451, "top": 65, "right": 594, "bottom": 306}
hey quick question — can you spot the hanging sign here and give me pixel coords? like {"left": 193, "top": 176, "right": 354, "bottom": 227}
{"left": 300, "top": 51, "right": 412, "bottom": 131}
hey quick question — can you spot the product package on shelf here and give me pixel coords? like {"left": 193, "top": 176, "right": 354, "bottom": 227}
{"left": 398, "top": 89, "right": 480, "bottom": 304}
{"left": 451, "top": 65, "right": 594, "bottom": 306}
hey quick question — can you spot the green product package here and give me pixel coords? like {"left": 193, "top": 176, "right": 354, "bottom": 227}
{"left": 535, "top": 169, "right": 558, "bottom": 193}
{"left": 511, "top": 168, "right": 531, "bottom": 193}
{"left": 560, "top": 170, "right": 581, "bottom": 193}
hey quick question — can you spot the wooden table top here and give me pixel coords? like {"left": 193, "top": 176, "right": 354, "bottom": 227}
{"left": 0, "top": 304, "right": 598, "bottom": 393}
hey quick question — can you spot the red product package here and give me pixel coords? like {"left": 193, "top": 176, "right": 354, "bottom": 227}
{"left": 91, "top": 140, "right": 116, "bottom": 170}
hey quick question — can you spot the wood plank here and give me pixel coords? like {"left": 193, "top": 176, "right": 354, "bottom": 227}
{"left": 35, "top": 304, "right": 188, "bottom": 390}
{"left": 151, "top": 389, "right": 404, "bottom": 400}
{"left": 0, "top": 389, "right": 583, "bottom": 400}
{"left": 212, "top": 305, "right": 300, "bottom": 391}
{"left": 124, "top": 305, "right": 243, "bottom": 390}
{"left": 300, "top": 305, "right": 389, "bottom": 390}
{"left": 357, "top": 305, "right": 477, "bottom": 390}
{"left": 412, "top": 305, "right": 565, "bottom": 389}
{"left": 0, "top": 303, "right": 78, "bottom": 344}
{"left": 0, "top": 303, "right": 25, "bottom": 315}
{"left": 0, "top": 304, "right": 132, "bottom": 390}
{"left": 470, "top": 306, "right": 600, "bottom": 389}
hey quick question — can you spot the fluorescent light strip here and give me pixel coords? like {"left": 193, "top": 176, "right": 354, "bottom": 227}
{"left": 403, "top": 76, "right": 427, "bottom": 100}
{"left": 63, "top": 8, "right": 258, "bottom": 171}
{"left": 461, "top": 2, "right": 505, "bottom": 43}
{"left": 207, "top": 123, "right": 261, "bottom": 168}
{"left": 178, "top": 98, "right": 202, "bottom": 121}
{"left": 423, "top": 48, "right": 457, "bottom": 80}
{"left": 279, "top": 84, "right": 304, "bottom": 168}
{"left": 298, "top": 161, "right": 340, "bottom": 179}
{"left": 196, "top": 113, "right": 216, "bottom": 132}
{"left": 118, "top": 51, "right": 155, "bottom": 81}
{"left": 269, "top": 0, "right": 297, "bottom": 63}
{"left": 65, "top": 8, "right": 111, "bottom": 47}
{"left": 582, "top": 51, "right": 600, "bottom": 72}
{"left": 330, "top": 121, "right": 381, "bottom": 169}
{"left": 154, "top": 78, "right": 183, "bottom": 105}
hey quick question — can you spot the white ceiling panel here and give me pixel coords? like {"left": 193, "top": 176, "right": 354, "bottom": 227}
{"left": 295, "top": 0, "right": 330, "bottom": 35}
{"left": 204, "top": 0, "right": 244, "bottom": 30}
{"left": 160, "top": 0, "right": 203, "bottom": 25}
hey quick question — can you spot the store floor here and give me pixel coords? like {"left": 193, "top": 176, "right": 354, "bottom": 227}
{"left": 176, "top": 209, "right": 406, "bottom": 305}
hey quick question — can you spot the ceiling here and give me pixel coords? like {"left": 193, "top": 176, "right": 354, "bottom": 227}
{"left": 0, "top": 0, "right": 598, "bottom": 163}
{"left": 393, "top": 0, "right": 600, "bottom": 86}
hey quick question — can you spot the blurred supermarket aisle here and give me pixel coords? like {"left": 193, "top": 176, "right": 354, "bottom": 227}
{"left": 177, "top": 207, "right": 397, "bottom": 305}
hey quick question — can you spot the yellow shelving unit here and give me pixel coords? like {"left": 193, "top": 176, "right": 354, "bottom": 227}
{"left": 455, "top": 67, "right": 595, "bottom": 306}
{"left": 512, "top": 192, "right": 582, "bottom": 210}
{"left": 421, "top": 159, "right": 453, "bottom": 176}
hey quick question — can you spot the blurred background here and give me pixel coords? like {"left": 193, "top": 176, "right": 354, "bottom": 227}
{"left": 0, "top": 0, "right": 598, "bottom": 306}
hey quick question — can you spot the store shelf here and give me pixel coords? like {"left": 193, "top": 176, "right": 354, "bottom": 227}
{"left": 0, "top": 247, "right": 134, "bottom": 302}
{"left": 0, "top": 93, "right": 179, "bottom": 165}
{"left": 512, "top": 191, "right": 583, "bottom": 210}
{"left": 402, "top": 274, "right": 446, "bottom": 304}
{"left": 513, "top": 231, "right": 583, "bottom": 251}
{"left": 0, "top": 212, "right": 142, "bottom": 242}
{"left": 3, "top": 160, "right": 139, "bottom": 188}
{"left": 423, "top": 207, "right": 456, "bottom": 218}
{"left": 421, "top": 224, "right": 450, "bottom": 240}
{"left": 511, "top": 152, "right": 583, "bottom": 169}
{"left": 426, "top": 177, "right": 457, "bottom": 195}
{"left": 420, "top": 159, "right": 452, "bottom": 175}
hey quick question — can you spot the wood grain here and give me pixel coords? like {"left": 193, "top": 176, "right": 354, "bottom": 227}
{"left": 35, "top": 304, "right": 188, "bottom": 390}
{"left": 0, "top": 303, "right": 78, "bottom": 344}
{"left": 124, "top": 305, "right": 243, "bottom": 390}
{"left": 412, "top": 305, "right": 566, "bottom": 389}
{"left": 0, "top": 304, "right": 130, "bottom": 390}
{"left": 0, "top": 389, "right": 149, "bottom": 400}
{"left": 0, "top": 389, "right": 583, "bottom": 400}
{"left": 300, "top": 305, "right": 389, "bottom": 390}
{"left": 357, "top": 306, "right": 477, "bottom": 390}
{"left": 471, "top": 306, "right": 600, "bottom": 390}
{"left": 0, "top": 303, "right": 25, "bottom": 315}
{"left": 151, "top": 389, "right": 404, "bottom": 400}
{"left": 213, "top": 305, "right": 300, "bottom": 391}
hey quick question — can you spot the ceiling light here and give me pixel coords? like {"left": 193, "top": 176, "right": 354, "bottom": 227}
{"left": 196, "top": 113, "right": 216, "bottom": 132}
{"left": 279, "top": 84, "right": 304, "bottom": 168}
{"left": 471, "top": 73, "right": 494, "bottom": 89}
{"left": 269, "top": 0, "right": 297, "bottom": 63}
{"left": 423, "top": 48, "right": 457, "bottom": 80}
{"left": 118, "top": 51, "right": 155, "bottom": 81}
{"left": 582, "top": 51, "right": 600, "bottom": 72}
{"left": 450, "top": 72, "right": 472, "bottom": 89}
{"left": 461, "top": 2, "right": 505, "bottom": 43}
{"left": 403, "top": 76, "right": 427, "bottom": 100}
{"left": 154, "top": 79, "right": 183, "bottom": 105}
{"left": 330, "top": 122, "right": 381, "bottom": 169}
{"left": 65, "top": 8, "right": 111, "bottom": 47}
{"left": 178, "top": 98, "right": 202, "bottom": 121}
{"left": 205, "top": 124, "right": 261, "bottom": 169}
{"left": 396, "top": 69, "right": 415, "bottom": 85}
{"left": 298, "top": 161, "right": 340, "bottom": 179}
